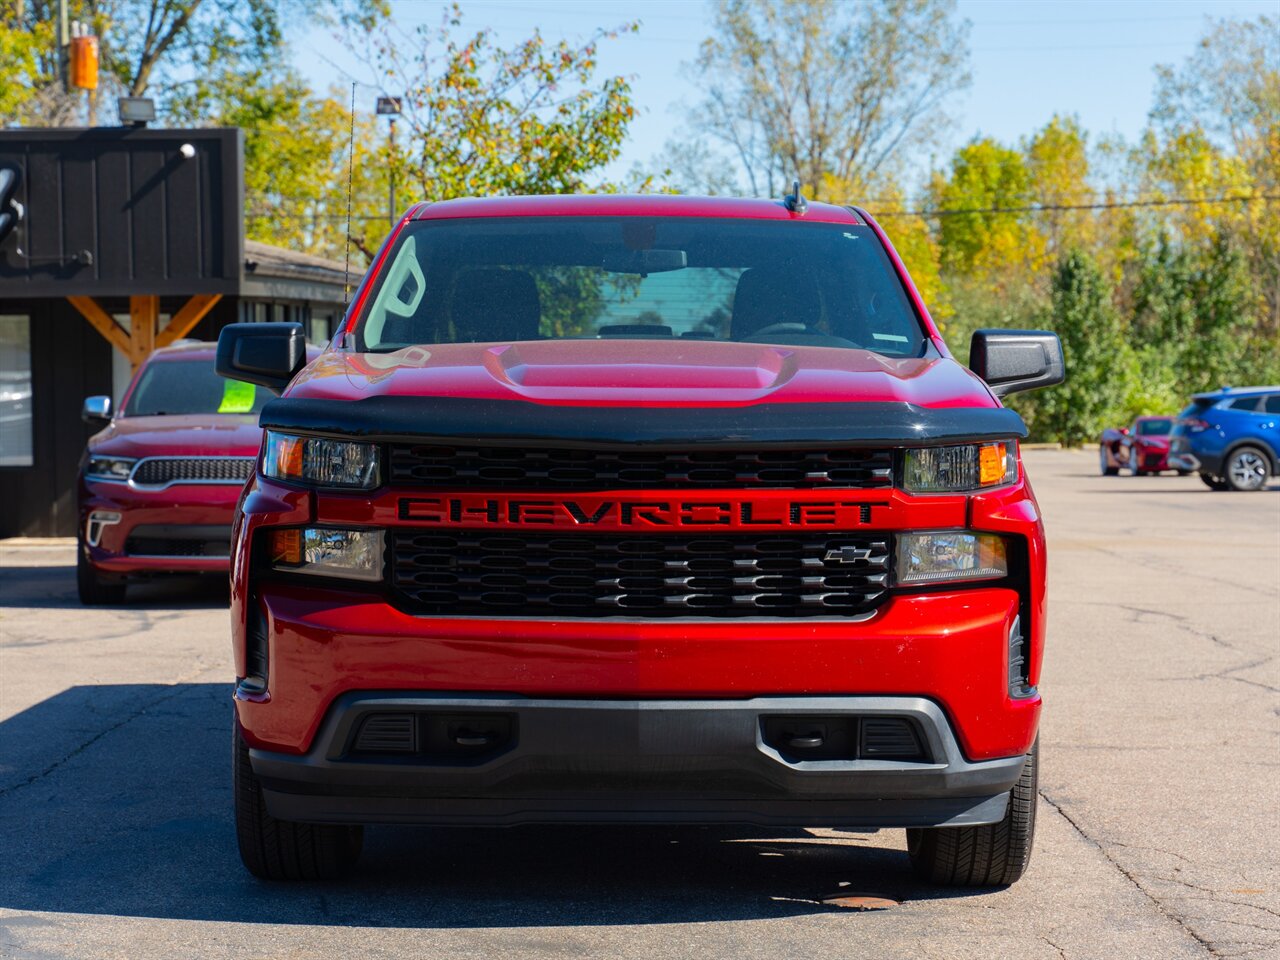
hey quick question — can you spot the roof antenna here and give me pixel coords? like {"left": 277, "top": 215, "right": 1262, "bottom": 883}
{"left": 342, "top": 81, "right": 356, "bottom": 312}
{"left": 784, "top": 178, "right": 808, "bottom": 215}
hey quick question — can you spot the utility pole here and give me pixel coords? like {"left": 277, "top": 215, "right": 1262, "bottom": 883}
{"left": 376, "top": 96, "right": 403, "bottom": 228}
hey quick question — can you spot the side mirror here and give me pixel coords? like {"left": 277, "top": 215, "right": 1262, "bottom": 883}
{"left": 216, "top": 322, "right": 307, "bottom": 394}
{"left": 969, "top": 329, "right": 1065, "bottom": 397}
{"left": 82, "top": 395, "right": 112, "bottom": 424}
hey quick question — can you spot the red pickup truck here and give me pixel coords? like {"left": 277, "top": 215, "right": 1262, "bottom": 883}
{"left": 217, "top": 194, "right": 1064, "bottom": 885}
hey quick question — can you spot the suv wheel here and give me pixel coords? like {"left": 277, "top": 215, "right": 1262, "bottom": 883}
{"left": 1200, "top": 472, "right": 1230, "bottom": 491}
{"left": 234, "top": 718, "right": 363, "bottom": 880}
{"left": 76, "top": 541, "right": 127, "bottom": 605}
{"left": 906, "top": 739, "right": 1038, "bottom": 887}
{"left": 1098, "top": 445, "right": 1119, "bottom": 476}
{"left": 1224, "top": 446, "right": 1270, "bottom": 492}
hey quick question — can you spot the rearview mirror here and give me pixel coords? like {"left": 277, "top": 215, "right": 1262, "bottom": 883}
{"left": 216, "top": 322, "right": 307, "bottom": 394}
{"left": 601, "top": 248, "right": 687, "bottom": 274}
{"left": 82, "top": 395, "right": 112, "bottom": 424}
{"left": 969, "top": 329, "right": 1065, "bottom": 397}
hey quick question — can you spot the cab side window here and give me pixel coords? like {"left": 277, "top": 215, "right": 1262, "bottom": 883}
{"left": 1228, "top": 397, "right": 1261, "bottom": 412}
{"left": 1264, "top": 395, "right": 1280, "bottom": 414}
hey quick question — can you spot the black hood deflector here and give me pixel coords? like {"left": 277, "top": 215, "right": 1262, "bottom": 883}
{"left": 259, "top": 396, "right": 1027, "bottom": 449}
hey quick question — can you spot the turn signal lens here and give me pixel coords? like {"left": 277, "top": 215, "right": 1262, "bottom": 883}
{"left": 269, "top": 528, "right": 303, "bottom": 565}
{"left": 896, "top": 532, "right": 1008, "bottom": 585}
{"left": 903, "top": 442, "right": 1017, "bottom": 493}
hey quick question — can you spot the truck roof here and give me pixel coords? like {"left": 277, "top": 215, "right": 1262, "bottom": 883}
{"left": 1191, "top": 385, "right": 1280, "bottom": 400}
{"left": 412, "top": 194, "right": 867, "bottom": 225}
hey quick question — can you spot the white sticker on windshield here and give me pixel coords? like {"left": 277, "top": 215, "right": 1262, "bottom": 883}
{"left": 872, "top": 333, "right": 910, "bottom": 343}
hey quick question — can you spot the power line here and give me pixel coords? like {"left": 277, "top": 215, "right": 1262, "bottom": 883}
{"left": 872, "top": 194, "right": 1280, "bottom": 218}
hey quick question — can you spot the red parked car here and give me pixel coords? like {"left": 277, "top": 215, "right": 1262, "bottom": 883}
{"left": 217, "top": 194, "right": 1064, "bottom": 886}
{"left": 76, "top": 341, "right": 269, "bottom": 604}
{"left": 1098, "top": 415, "right": 1184, "bottom": 476}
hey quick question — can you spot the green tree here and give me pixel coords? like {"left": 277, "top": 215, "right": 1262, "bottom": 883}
{"left": 931, "top": 137, "right": 1044, "bottom": 287}
{"left": 1023, "top": 250, "right": 1130, "bottom": 444}
{"left": 676, "top": 0, "right": 970, "bottom": 197}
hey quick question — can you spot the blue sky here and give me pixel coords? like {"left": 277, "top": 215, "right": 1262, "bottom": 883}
{"left": 297, "top": 0, "right": 1277, "bottom": 192}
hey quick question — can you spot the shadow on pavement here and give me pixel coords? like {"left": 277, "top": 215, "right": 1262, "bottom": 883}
{"left": 0, "top": 684, "right": 989, "bottom": 928}
{"left": 0, "top": 562, "right": 229, "bottom": 611}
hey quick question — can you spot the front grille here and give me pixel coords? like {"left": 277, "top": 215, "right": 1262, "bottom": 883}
{"left": 131, "top": 457, "right": 254, "bottom": 486}
{"left": 388, "top": 445, "right": 894, "bottom": 490}
{"left": 390, "top": 532, "right": 890, "bottom": 618}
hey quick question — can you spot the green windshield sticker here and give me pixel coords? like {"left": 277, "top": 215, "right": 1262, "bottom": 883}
{"left": 218, "top": 379, "right": 256, "bottom": 413}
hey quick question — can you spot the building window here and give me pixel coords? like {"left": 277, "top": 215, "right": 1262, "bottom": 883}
{"left": 0, "top": 314, "right": 33, "bottom": 467}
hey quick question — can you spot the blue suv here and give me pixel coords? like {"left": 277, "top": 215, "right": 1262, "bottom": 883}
{"left": 1169, "top": 387, "right": 1280, "bottom": 491}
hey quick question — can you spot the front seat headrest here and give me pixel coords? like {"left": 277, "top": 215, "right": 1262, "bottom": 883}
{"left": 450, "top": 268, "right": 541, "bottom": 343}
{"left": 730, "top": 267, "right": 821, "bottom": 340}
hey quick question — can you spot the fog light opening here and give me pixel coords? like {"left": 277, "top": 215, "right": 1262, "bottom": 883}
{"left": 86, "top": 510, "right": 121, "bottom": 547}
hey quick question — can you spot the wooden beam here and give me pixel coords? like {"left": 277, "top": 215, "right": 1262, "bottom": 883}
{"left": 67, "top": 296, "right": 131, "bottom": 357}
{"left": 156, "top": 293, "right": 222, "bottom": 349}
{"left": 129, "top": 295, "right": 158, "bottom": 372}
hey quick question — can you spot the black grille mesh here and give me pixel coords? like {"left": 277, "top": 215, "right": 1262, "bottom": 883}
{"left": 390, "top": 532, "right": 890, "bottom": 618}
{"left": 388, "top": 445, "right": 893, "bottom": 490}
{"left": 124, "top": 536, "right": 231, "bottom": 557}
{"left": 131, "top": 458, "right": 254, "bottom": 486}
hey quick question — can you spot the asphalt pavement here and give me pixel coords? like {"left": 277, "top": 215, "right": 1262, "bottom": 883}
{"left": 0, "top": 449, "right": 1277, "bottom": 960}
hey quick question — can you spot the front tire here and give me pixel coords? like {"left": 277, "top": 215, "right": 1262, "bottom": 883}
{"left": 1099, "top": 445, "right": 1119, "bottom": 476}
{"left": 907, "top": 739, "right": 1038, "bottom": 887}
{"left": 234, "top": 718, "right": 363, "bottom": 880}
{"left": 1224, "top": 446, "right": 1270, "bottom": 492}
{"left": 76, "top": 542, "right": 127, "bottom": 605}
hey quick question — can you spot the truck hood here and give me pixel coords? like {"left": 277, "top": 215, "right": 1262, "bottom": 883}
{"left": 287, "top": 340, "right": 996, "bottom": 409}
{"left": 88, "top": 414, "right": 262, "bottom": 459}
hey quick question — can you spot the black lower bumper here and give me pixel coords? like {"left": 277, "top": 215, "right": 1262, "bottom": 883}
{"left": 250, "top": 694, "right": 1027, "bottom": 829}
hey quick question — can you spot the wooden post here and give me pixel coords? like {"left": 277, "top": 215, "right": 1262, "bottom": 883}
{"left": 128, "top": 294, "right": 158, "bottom": 372}
{"left": 66, "top": 296, "right": 130, "bottom": 356}
{"left": 156, "top": 293, "right": 222, "bottom": 348}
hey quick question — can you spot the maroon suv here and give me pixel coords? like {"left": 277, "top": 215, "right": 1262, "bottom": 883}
{"left": 77, "top": 341, "right": 268, "bottom": 604}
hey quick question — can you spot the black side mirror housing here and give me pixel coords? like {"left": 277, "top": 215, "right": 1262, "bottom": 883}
{"left": 969, "top": 329, "right": 1065, "bottom": 397}
{"left": 82, "top": 395, "right": 112, "bottom": 424}
{"left": 216, "top": 322, "right": 307, "bottom": 394}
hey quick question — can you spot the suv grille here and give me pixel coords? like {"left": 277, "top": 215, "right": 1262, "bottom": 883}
{"left": 388, "top": 445, "right": 893, "bottom": 490}
{"left": 131, "top": 457, "right": 254, "bottom": 486}
{"left": 389, "top": 532, "right": 890, "bottom": 618}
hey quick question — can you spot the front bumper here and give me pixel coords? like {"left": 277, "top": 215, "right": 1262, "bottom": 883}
{"left": 251, "top": 693, "right": 1026, "bottom": 828}
{"left": 80, "top": 479, "right": 241, "bottom": 575}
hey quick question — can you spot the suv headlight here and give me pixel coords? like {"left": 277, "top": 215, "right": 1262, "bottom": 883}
{"left": 268, "top": 527, "right": 385, "bottom": 581}
{"left": 897, "top": 532, "right": 1008, "bottom": 585}
{"left": 903, "top": 442, "right": 1017, "bottom": 493}
{"left": 85, "top": 456, "right": 136, "bottom": 482}
{"left": 263, "top": 431, "right": 381, "bottom": 489}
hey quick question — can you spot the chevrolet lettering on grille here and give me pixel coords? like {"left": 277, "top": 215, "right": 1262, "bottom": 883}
{"left": 396, "top": 494, "right": 890, "bottom": 530}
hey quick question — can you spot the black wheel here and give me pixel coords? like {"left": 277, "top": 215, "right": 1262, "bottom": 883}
{"left": 234, "top": 718, "right": 362, "bottom": 880}
{"left": 907, "top": 739, "right": 1038, "bottom": 887}
{"left": 1177, "top": 470, "right": 1191, "bottom": 477}
{"left": 1224, "top": 446, "right": 1270, "bottom": 492}
{"left": 1098, "top": 445, "right": 1119, "bottom": 476}
{"left": 76, "top": 540, "right": 127, "bottom": 605}
{"left": 1199, "top": 472, "right": 1230, "bottom": 491}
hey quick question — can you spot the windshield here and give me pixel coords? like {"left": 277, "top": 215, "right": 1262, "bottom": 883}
{"left": 356, "top": 217, "right": 926, "bottom": 356}
{"left": 1136, "top": 419, "right": 1172, "bottom": 436}
{"left": 124, "top": 358, "right": 270, "bottom": 417}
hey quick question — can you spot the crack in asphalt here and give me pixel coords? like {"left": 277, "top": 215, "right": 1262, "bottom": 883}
{"left": 0, "top": 659, "right": 222, "bottom": 800}
{"left": 1038, "top": 790, "right": 1223, "bottom": 958}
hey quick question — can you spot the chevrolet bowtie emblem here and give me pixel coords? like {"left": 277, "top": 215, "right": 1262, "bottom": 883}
{"left": 825, "top": 546, "right": 873, "bottom": 564}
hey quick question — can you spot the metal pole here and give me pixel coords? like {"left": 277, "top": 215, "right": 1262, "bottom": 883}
{"left": 58, "top": 0, "right": 69, "bottom": 88}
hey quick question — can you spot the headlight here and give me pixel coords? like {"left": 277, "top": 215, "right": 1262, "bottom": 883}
{"left": 85, "top": 456, "right": 136, "bottom": 482}
{"left": 263, "top": 431, "right": 380, "bottom": 489}
{"left": 903, "top": 442, "right": 1017, "bottom": 493}
{"left": 896, "top": 532, "right": 1008, "bottom": 585}
{"left": 268, "top": 527, "right": 384, "bottom": 581}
